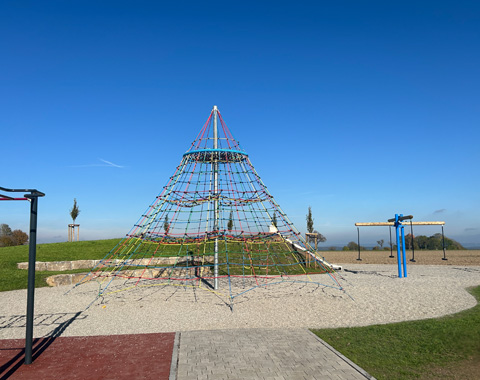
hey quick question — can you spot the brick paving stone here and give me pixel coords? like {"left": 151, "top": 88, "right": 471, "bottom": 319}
{"left": 176, "top": 329, "right": 374, "bottom": 380}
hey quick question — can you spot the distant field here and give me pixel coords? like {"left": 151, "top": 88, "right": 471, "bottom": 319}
{"left": 321, "top": 249, "right": 480, "bottom": 266}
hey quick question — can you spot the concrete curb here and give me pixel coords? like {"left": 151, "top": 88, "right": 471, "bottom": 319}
{"left": 307, "top": 329, "right": 376, "bottom": 379}
{"left": 169, "top": 332, "right": 180, "bottom": 380}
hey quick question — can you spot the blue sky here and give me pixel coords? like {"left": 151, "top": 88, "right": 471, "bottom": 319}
{"left": 1, "top": 1, "right": 479, "bottom": 246}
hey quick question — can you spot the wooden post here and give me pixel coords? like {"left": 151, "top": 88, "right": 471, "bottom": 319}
{"left": 306, "top": 232, "right": 321, "bottom": 268}
{"left": 68, "top": 224, "right": 80, "bottom": 242}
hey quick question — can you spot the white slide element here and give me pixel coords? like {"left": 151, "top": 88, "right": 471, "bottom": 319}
{"left": 284, "top": 237, "right": 342, "bottom": 271}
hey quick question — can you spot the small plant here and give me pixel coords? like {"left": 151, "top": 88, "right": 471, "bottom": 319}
{"left": 70, "top": 198, "right": 80, "bottom": 224}
{"left": 272, "top": 212, "right": 277, "bottom": 227}
{"left": 227, "top": 211, "right": 234, "bottom": 231}
{"left": 163, "top": 215, "right": 170, "bottom": 235}
{"left": 306, "top": 206, "right": 314, "bottom": 233}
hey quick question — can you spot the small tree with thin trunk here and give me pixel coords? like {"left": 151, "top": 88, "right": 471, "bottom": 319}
{"left": 306, "top": 208, "right": 326, "bottom": 249}
{"left": 272, "top": 212, "right": 277, "bottom": 228}
{"left": 306, "top": 206, "right": 314, "bottom": 234}
{"left": 227, "top": 211, "right": 234, "bottom": 232}
{"left": 70, "top": 198, "right": 80, "bottom": 223}
{"left": 164, "top": 215, "right": 170, "bottom": 235}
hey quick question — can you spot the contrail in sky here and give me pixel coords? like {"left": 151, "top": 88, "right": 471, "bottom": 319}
{"left": 69, "top": 159, "right": 125, "bottom": 168}
{"left": 99, "top": 159, "right": 124, "bottom": 168}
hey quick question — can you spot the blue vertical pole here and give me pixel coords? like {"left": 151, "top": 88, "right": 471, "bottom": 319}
{"left": 401, "top": 223, "right": 407, "bottom": 277}
{"left": 395, "top": 214, "right": 402, "bottom": 278}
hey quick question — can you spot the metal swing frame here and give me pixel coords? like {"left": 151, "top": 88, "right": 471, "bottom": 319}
{"left": 0, "top": 186, "right": 45, "bottom": 365}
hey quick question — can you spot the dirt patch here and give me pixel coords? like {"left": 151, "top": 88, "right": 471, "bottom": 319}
{"left": 421, "top": 354, "right": 480, "bottom": 379}
{"left": 320, "top": 250, "right": 480, "bottom": 266}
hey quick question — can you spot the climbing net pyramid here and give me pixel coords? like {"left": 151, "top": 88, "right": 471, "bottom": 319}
{"left": 80, "top": 106, "right": 344, "bottom": 305}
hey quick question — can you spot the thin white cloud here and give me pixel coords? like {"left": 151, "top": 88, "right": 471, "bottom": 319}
{"left": 69, "top": 159, "right": 125, "bottom": 168}
{"left": 99, "top": 159, "right": 124, "bottom": 168}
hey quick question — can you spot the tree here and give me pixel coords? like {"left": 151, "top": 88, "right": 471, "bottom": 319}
{"left": 306, "top": 206, "right": 314, "bottom": 234}
{"left": 0, "top": 235, "right": 14, "bottom": 247}
{"left": 163, "top": 215, "right": 170, "bottom": 235}
{"left": 403, "top": 234, "right": 418, "bottom": 250}
{"left": 347, "top": 241, "right": 359, "bottom": 251}
{"left": 227, "top": 211, "right": 234, "bottom": 231}
{"left": 403, "top": 233, "right": 464, "bottom": 250}
{"left": 377, "top": 239, "right": 384, "bottom": 249}
{"left": 272, "top": 212, "right": 277, "bottom": 228}
{"left": 306, "top": 229, "right": 326, "bottom": 251}
{"left": 343, "top": 241, "right": 365, "bottom": 251}
{"left": 0, "top": 224, "right": 12, "bottom": 237}
{"left": 0, "top": 224, "right": 28, "bottom": 247}
{"left": 0, "top": 224, "right": 14, "bottom": 246}
{"left": 307, "top": 230, "right": 326, "bottom": 244}
{"left": 12, "top": 230, "right": 28, "bottom": 245}
{"left": 70, "top": 198, "right": 80, "bottom": 223}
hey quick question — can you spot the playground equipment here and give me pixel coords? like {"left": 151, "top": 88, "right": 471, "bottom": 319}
{"left": 0, "top": 186, "right": 45, "bottom": 365}
{"left": 355, "top": 215, "right": 446, "bottom": 278}
{"left": 77, "top": 106, "right": 344, "bottom": 307}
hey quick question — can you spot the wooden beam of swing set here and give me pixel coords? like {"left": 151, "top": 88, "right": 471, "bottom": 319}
{"left": 355, "top": 221, "right": 445, "bottom": 227}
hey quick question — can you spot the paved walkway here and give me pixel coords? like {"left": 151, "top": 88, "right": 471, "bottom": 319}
{"left": 1, "top": 329, "right": 374, "bottom": 379}
{"left": 174, "top": 329, "right": 374, "bottom": 380}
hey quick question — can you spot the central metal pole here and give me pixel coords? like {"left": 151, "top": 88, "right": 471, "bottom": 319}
{"left": 213, "top": 105, "right": 219, "bottom": 290}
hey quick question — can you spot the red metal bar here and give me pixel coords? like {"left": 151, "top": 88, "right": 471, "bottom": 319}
{"left": 0, "top": 197, "right": 28, "bottom": 201}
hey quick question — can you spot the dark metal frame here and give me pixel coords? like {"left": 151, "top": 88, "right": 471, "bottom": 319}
{"left": 0, "top": 186, "right": 45, "bottom": 365}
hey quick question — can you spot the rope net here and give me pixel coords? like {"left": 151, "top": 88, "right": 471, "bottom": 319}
{"left": 79, "top": 107, "right": 344, "bottom": 305}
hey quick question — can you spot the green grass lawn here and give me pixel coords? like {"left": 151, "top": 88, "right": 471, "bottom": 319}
{"left": 0, "top": 239, "right": 118, "bottom": 291}
{"left": 107, "top": 237, "right": 329, "bottom": 277}
{"left": 0, "top": 237, "right": 327, "bottom": 291}
{"left": 312, "top": 285, "right": 480, "bottom": 379}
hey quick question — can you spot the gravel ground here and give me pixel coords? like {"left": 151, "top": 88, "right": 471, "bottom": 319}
{"left": 1, "top": 264, "right": 479, "bottom": 339}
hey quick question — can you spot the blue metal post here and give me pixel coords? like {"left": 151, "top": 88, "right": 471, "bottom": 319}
{"left": 401, "top": 222, "right": 407, "bottom": 277}
{"left": 395, "top": 214, "right": 402, "bottom": 278}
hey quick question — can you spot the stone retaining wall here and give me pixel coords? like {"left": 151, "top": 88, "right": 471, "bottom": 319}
{"left": 45, "top": 266, "right": 212, "bottom": 287}
{"left": 17, "top": 256, "right": 214, "bottom": 272}
{"left": 45, "top": 273, "right": 89, "bottom": 287}
{"left": 17, "top": 260, "right": 101, "bottom": 271}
